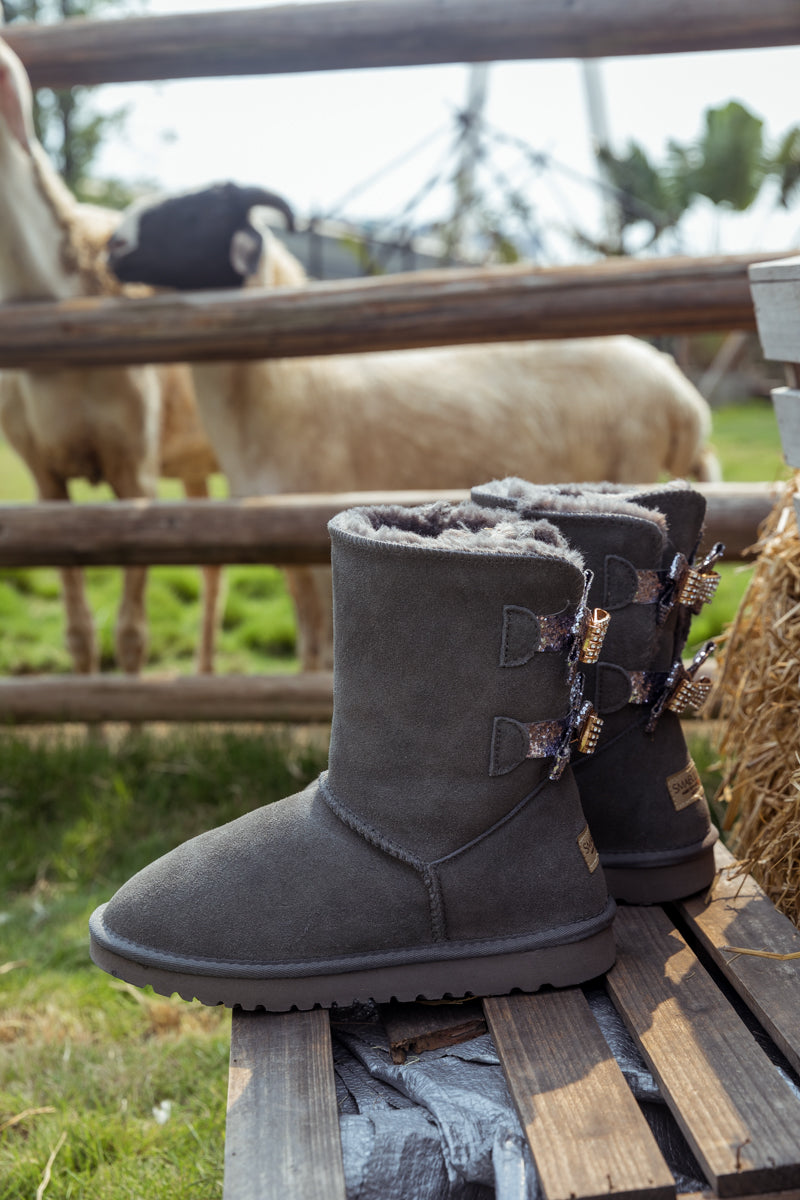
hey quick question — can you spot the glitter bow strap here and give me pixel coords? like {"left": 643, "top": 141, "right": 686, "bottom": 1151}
{"left": 658, "top": 543, "right": 725, "bottom": 623}
{"left": 636, "top": 641, "right": 717, "bottom": 732}
{"left": 489, "top": 673, "right": 604, "bottom": 781}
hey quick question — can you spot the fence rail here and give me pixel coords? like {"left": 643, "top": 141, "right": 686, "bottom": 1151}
{"left": 0, "top": 484, "right": 774, "bottom": 725}
{"left": 0, "top": 672, "right": 335, "bottom": 725}
{"left": 0, "top": 485, "right": 777, "bottom": 567}
{"left": 5, "top": 0, "right": 800, "bottom": 89}
{"left": 0, "top": 253, "right": 789, "bottom": 370}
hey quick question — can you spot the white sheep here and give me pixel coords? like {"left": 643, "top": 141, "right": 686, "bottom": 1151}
{"left": 0, "top": 35, "right": 221, "bottom": 675}
{"left": 109, "top": 183, "right": 722, "bottom": 672}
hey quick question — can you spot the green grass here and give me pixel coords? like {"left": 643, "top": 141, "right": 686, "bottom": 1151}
{"left": 0, "top": 454, "right": 299, "bottom": 676}
{"left": 0, "top": 728, "right": 328, "bottom": 1199}
{"left": 708, "top": 398, "right": 792, "bottom": 484}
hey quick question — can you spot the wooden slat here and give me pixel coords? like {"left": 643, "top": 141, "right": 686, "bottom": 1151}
{"left": 0, "top": 252, "right": 781, "bottom": 370}
{"left": 679, "top": 1192, "right": 800, "bottom": 1200}
{"left": 677, "top": 842, "right": 800, "bottom": 1077}
{"left": 750, "top": 257, "right": 800, "bottom": 364}
{"left": 772, "top": 387, "right": 800, "bottom": 468}
{"left": 607, "top": 906, "right": 800, "bottom": 1197}
{"left": 379, "top": 999, "right": 486, "bottom": 1064}
{"left": 6, "top": 0, "right": 800, "bottom": 89}
{"left": 224, "top": 1008, "right": 346, "bottom": 1200}
{"left": 484, "top": 990, "right": 675, "bottom": 1200}
{"left": 0, "top": 484, "right": 774, "bottom": 567}
{"left": 0, "top": 672, "right": 334, "bottom": 724}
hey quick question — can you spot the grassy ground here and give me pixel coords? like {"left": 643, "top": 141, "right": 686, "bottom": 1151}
{"left": 0, "top": 728, "right": 328, "bottom": 1199}
{"left": 0, "top": 398, "right": 786, "bottom": 1195}
{"left": 0, "top": 462, "right": 297, "bottom": 677}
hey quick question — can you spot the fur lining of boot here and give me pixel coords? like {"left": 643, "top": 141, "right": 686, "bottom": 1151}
{"left": 474, "top": 478, "right": 669, "bottom": 532}
{"left": 332, "top": 500, "right": 586, "bottom": 569}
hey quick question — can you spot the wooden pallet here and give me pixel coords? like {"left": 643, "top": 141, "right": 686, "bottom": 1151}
{"left": 221, "top": 844, "right": 800, "bottom": 1200}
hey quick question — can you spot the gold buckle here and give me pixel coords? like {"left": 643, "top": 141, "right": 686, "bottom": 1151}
{"left": 665, "top": 641, "right": 716, "bottom": 716}
{"left": 579, "top": 608, "right": 611, "bottom": 664}
{"left": 666, "top": 674, "right": 714, "bottom": 715}
{"left": 676, "top": 542, "right": 725, "bottom": 612}
{"left": 575, "top": 702, "right": 604, "bottom": 755}
{"left": 676, "top": 568, "right": 721, "bottom": 609}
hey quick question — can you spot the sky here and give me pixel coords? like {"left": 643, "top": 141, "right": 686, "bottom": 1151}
{"left": 86, "top": 0, "right": 800, "bottom": 265}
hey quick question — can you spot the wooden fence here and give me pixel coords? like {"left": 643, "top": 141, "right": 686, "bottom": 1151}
{"left": 1, "top": 0, "right": 797, "bottom": 724}
{"left": 0, "top": 483, "right": 779, "bottom": 724}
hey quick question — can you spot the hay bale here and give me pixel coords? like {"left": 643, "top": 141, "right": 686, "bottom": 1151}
{"left": 714, "top": 472, "right": 800, "bottom": 927}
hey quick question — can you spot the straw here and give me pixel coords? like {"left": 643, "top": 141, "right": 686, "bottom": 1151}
{"left": 713, "top": 472, "right": 800, "bottom": 927}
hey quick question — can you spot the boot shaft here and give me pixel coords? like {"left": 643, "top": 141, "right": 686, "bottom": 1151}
{"left": 471, "top": 479, "right": 721, "bottom": 727}
{"left": 327, "top": 502, "right": 605, "bottom": 859}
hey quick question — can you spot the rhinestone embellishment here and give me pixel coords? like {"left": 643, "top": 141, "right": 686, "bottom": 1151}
{"left": 579, "top": 608, "right": 611, "bottom": 664}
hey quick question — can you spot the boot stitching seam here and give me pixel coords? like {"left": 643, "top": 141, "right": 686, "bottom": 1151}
{"left": 319, "top": 774, "right": 448, "bottom": 942}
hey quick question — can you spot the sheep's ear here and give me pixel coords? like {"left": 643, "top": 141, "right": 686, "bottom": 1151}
{"left": 0, "top": 53, "right": 33, "bottom": 152}
{"left": 229, "top": 226, "right": 264, "bottom": 281}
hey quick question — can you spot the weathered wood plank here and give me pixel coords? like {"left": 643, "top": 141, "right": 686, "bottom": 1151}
{"left": 0, "top": 252, "right": 779, "bottom": 370}
{"left": 607, "top": 906, "right": 800, "bottom": 1197}
{"left": 772, "top": 387, "right": 800, "bottom": 468}
{"left": 6, "top": 0, "right": 800, "bottom": 89}
{"left": 0, "top": 672, "right": 334, "bottom": 724}
{"left": 224, "top": 1008, "right": 346, "bottom": 1200}
{"left": 676, "top": 842, "right": 800, "bottom": 1077}
{"left": 694, "top": 482, "right": 779, "bottom": 560}
{"left": 0, "top": 484, "right": 774, "bottom": 568}
{"left": 750, "top": 257, "right": 800, "bottom": 363}
{"left": 485, "top": 990, "right": 675, "bottom": 1200}
{"left": 379, "top": 999, "right": 486, "bottom": 1063}
{"left": 678, "top": 1192, "right": 800, "bottom": 1200}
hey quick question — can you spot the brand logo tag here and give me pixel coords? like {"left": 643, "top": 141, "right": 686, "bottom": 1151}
{"left": 667, "top": 760, "right": 705, "bottom": 811}
{"left": 577, "top": 824, "right": 600, "bottom": 873}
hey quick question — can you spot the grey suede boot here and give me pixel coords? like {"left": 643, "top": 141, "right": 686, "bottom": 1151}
{"left": 89, "top": 502, "right": 615, "bottom": 1010}
{"left": 471, "top": 479, "right": 720, "bottom": 904}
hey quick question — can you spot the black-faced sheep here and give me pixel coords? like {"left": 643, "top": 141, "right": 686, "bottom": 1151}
{"left": 109, "top": 182, "right": 722, "bottom": 672}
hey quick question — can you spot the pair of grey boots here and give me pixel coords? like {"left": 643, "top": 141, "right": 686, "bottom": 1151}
{"left": 90, "top": 479, "right": 721, "bottom": 1010}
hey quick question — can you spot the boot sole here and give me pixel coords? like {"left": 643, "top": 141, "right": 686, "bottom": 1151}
{"left": 602, "top": 843, "right": 716, "bottom": 904}
{"left": 89, "top": 923, "right": 616, "bottom": 1012}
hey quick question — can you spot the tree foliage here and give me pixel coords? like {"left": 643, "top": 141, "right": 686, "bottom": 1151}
{"left": 582, "top": 100, "right": 800, "bottom": 256}
{"left": 2, "top": 0, "right": 149, "bottom": 207}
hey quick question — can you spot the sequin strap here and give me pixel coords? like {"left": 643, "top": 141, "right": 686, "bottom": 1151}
{"left": 490, "top": 572, "right": 609, "bottom": 780}
{"left": 536, "top": 607, "right": 610, "bottom": 662}
{"left": 659, "top": 543, "right": 725, "bottom": 623}
{"left": 632, "top": 543, "right": 725, "bottom": 622}
{"left": 489, "top": 674, "right": 604, "bottom": 782}
{"left": 626, "top": 643, "right": 716, "bottom": 730}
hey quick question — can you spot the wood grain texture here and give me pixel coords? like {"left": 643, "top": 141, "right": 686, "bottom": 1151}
{"left": 485, "top": 990, "right": 675, "bottom": 1200}
{"left": 0, "top": 252, "right": 781, "bottom": 370}
{"left": 379, "top": 999, "right": 486, "bottom": 1063}
{"left": 0, "top": 485, "right": 774, "bottom": 568}
{"left": 224, "top": 1008, "right": 346, "bottom": 1200}
{"left": 607, "top": 907, "right": 800, "bottom": 1197}
{"left": 677, "top": 843, "right": 800, "bottom": 1076}
{"left": 0, "top": 672, "right": 334, "bottom": 724}
{"left": 750, "top": 257, "right": 800, "bottom": 364}
{"left": 6, "top": 0, "right": 800, "bottom": 88}
{"left": 772, "top": 388, "right": 800, "bottom": 468}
